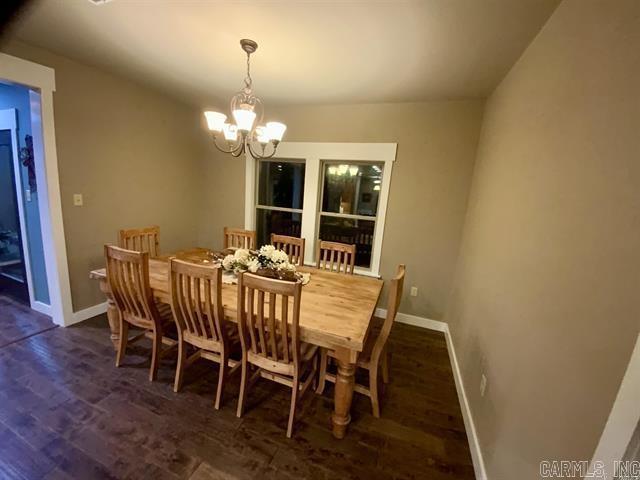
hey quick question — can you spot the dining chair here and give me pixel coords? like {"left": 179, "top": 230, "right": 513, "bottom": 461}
{"left": 235, "top": 272, "right": 318, "bottom": 438}
{"left": 168, "top": 258, "right": 240, "bottom": 409}
{"left": 316, "top": 264, "right": 406, "bottom": 418}
{"left": 271, "top": 233, "right": 306, "bottom": 266}
{"left": 119, "top": 225, "right": 160, "bottom": 257}
{"left": 315, "top": 240, "right": 356, "bottom": 274}
{"left": 224, "top": 227, "right": 256, "bottom": 250}
{"left": 104, "top": 245, "right": 176, "bottom": 381}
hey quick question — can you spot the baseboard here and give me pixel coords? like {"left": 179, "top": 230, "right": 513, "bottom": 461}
{"left": 375, "top": 307, "right": 448, "bottom": 332}
{"left": 31, "top": 300, "right": 52, "bottom": 317}
{"left": 69, "top": 301, "right": 108, "bottom": 326}
{"left": 379, "top": 307, "right": 487, "bottom": 480}
{"left": 444, "top": 325, "right": 488, "bottom": 480}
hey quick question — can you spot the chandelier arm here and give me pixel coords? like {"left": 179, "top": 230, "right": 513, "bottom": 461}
{"left": 231, "top": 140, "right": 246, "bottom": 157}
{"left": 247, "top": 140, "right": 278, "bottom": 160}
{"left": 211, "top": 135, "right": 243, "bottom": 154}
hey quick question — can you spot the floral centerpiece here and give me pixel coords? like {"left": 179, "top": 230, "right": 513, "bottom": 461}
{"left": 221, "top": 245, "right": 302, "bottom": 282}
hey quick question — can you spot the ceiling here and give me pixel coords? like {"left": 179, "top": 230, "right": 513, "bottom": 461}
{"left": 10, "top": 0, "right": 559, "bottom": 108}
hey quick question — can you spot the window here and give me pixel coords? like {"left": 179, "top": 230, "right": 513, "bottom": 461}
{"left": 318, "top": 162, "right": 383, "bottom": 268}
{"left": 255, "top": 159, "right": 305, "bottom": 247}
{"left": 245, "top": 143, "right": 396, "bottom": 276}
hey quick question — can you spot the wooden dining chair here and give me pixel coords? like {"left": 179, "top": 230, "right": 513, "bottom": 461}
{"left": 316, "top": 264, "right": 406, "bottom": 418}
{"left": 119, "top": 226, "right": 160, "bottom": 257}
{"left": 235, "top": 272, "right": 318, "bottom": 438}
{"left": 168, "top": 259, "right": 240, "bottom": 409}
{"left": 316, "top": 240, "right": 356, "bottom": 274}
{"left": 271, "top": 233, "right": 306, "bottom": 266}
{"left": 104, "top": 245, "right": 176, "bottom": 381}
{"left": 224, "top": 227, "right": 256, "bottom": 250}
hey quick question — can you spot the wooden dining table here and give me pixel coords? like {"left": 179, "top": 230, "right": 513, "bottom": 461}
{"left": 89, "top": 248, "right": 383, "bottom": 439}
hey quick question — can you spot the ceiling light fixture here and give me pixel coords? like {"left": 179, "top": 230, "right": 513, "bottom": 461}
{"left": 204, "top": 39, "right": 286, "bottom": 159}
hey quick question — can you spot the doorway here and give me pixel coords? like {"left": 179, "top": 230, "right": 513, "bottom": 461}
{"left": 0, "top": 52, "right": 73, "bottom": 327}
{"left": 0, "top": 128, "right": 29, "bottom": 303}
{"left": 0, "top": 82, "right": 50, "bottom": 315}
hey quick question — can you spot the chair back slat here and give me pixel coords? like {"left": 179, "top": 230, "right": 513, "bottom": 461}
{"left": 237, "top": 273, "right": 301, "bottom": 370}
{"left": 271, "top": 234, "right": 306, "bottom": 266}
{"left": 105, "top": 245, "right": 158, "bottom": 328}
{"left": 224, "top": 227, "right": 256, "bottom": 250}
{"left": 316, "top": 240, "right": 356, "bottom": 274}
{"left": 372, "top": 264, "right": 406, "bottom": 362}
{"left": 119, "top": 226, "right": 160, "bottom": 257}
{"left": 169, "top": 259, "right": 225, "bottom": 346}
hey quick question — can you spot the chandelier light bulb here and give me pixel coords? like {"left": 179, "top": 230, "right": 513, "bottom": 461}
{"left": 266, "top": 121, "right": 287, "bottom": 142}
{"left": 222, "top": 123, "right": 238, "bottom": 141}
{"left": 204, "top": 111, "right": 227, "bottom": 132}
{"left": 255, "top": 126, "right": 270, "bottom": 144}
{"left": 328, "top": 166, "right": 338, "bottom": 175}
{"left": 338, "top": 164, "right": 349, "bottom": 176}
{"left": 349, "top": 166, "right": 359, "bottom": 176}
{"left": 233, "top": 107, "right": 257, "bottom": 132}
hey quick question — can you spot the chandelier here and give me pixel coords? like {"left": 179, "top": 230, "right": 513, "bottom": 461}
{"left": 203, "top": 39, "right": 286, "bottom": 159}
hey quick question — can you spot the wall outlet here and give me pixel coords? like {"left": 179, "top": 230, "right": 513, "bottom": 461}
{"left": 480, "top": 373, "right": 487, "bottom": 397}
{"left": 410, "top": 286, "right": 418, "bottom": 297}
{"left": 73, "top": 193, "right": 83, "bottom": 206}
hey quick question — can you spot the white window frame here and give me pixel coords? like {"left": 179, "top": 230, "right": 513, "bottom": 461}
{"left": 245, "top": 142, "right": 396, "bottom": 277}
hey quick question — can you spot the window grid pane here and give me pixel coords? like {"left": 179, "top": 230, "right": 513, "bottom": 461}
{"left": 256, "top": 209, "right": 303, "bottom": 248}
{"left": 258, "top": 160, "right": 305, "bottom": 209}
{"left": 321, "top": 163, "right": 383, "bottom": 217}
{"left": 256, "top": 160, "right": 305, "bottom": 248}
{"left": 318, "top": 215, "right": 375, "bottom": 268}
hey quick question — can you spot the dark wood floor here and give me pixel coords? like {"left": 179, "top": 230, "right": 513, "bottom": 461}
{"left": 0, "top": 299, "right": 475, "bottom": 480}
{"left": 0, "top": 294, "right": 56, "bottom": 348}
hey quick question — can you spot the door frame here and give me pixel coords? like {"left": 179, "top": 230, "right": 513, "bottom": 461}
{"left": 0, "top": 53, "right": 72, "bottom": 326}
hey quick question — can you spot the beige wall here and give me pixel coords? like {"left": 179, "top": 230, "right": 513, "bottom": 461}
{"left": 1, "top": 41, "right": 207, "bottom": 311}
{"left": 446, "top": 0, "right": 640, "bottom": 477}
{"left": 198, "top": 100, "right": 484, "bottom": 319}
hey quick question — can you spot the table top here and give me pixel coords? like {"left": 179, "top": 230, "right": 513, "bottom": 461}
{"left": 90, "top": 248, "right": 383, "bottom": 352}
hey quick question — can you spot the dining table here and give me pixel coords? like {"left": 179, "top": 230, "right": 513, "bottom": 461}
{"left": 89, "top": 247, "right": 383, "bottom": 439}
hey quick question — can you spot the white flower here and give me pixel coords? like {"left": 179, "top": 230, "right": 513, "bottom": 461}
{"left": 247, "top": 258, "right": 260, "bottom": 273}
{"left": 234, "top": 248, "right": 250, "bottom": 261}
{"left": 260, "top": 245, "right": 276, "bottom": 257}
{"left": 271, "top": 250, "right": 289, "bottom": 264}
{"left": 222, "top": 254, "right": 235, "bottom": 271}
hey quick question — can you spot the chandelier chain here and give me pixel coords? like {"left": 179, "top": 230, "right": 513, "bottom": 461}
{"left": 244, "top": 52, "right": 252, "bottom": 90}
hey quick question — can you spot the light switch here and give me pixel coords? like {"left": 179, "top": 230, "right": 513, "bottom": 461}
{"left": 25, "top": 189, "right": 31, "bottom": 202}
{"left": 73, "top": 193, "right": 83, "bottom": 206}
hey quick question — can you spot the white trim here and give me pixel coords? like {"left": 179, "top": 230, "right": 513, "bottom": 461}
{"left": 245, "top": 142, "right": 397, "bottom": 275}
{"left": 70, "top": 301, "right": 108, "bottom": 325}
{"left": 376, "top": 307, "right": 448, "bottom": 331}
{"left": 376, "top": 307, "right": 487, "bottom": 480}
{"left": 300, "top": 156, "right": 320, "bottom": 264}
{"left": 0, "top": 53, "right": 73, "bottom": 327}
{"left": 445, "top": 322, "right": 487, "bottom": 480}
{"left": 0, "top": 108, "right": 37, "bottom": 309}
{"left": 32, "top": 300, "right": 52, "bottom": 316}
{"left": 588, "top": 333, "right": 640, "bottom": 479}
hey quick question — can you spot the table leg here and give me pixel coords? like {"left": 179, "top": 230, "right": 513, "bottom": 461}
{"left": 331, "top": 348, "right": 357, "bottom": 439}
{"left": 99, "top": 279, "right": 120, "bottom": 350}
